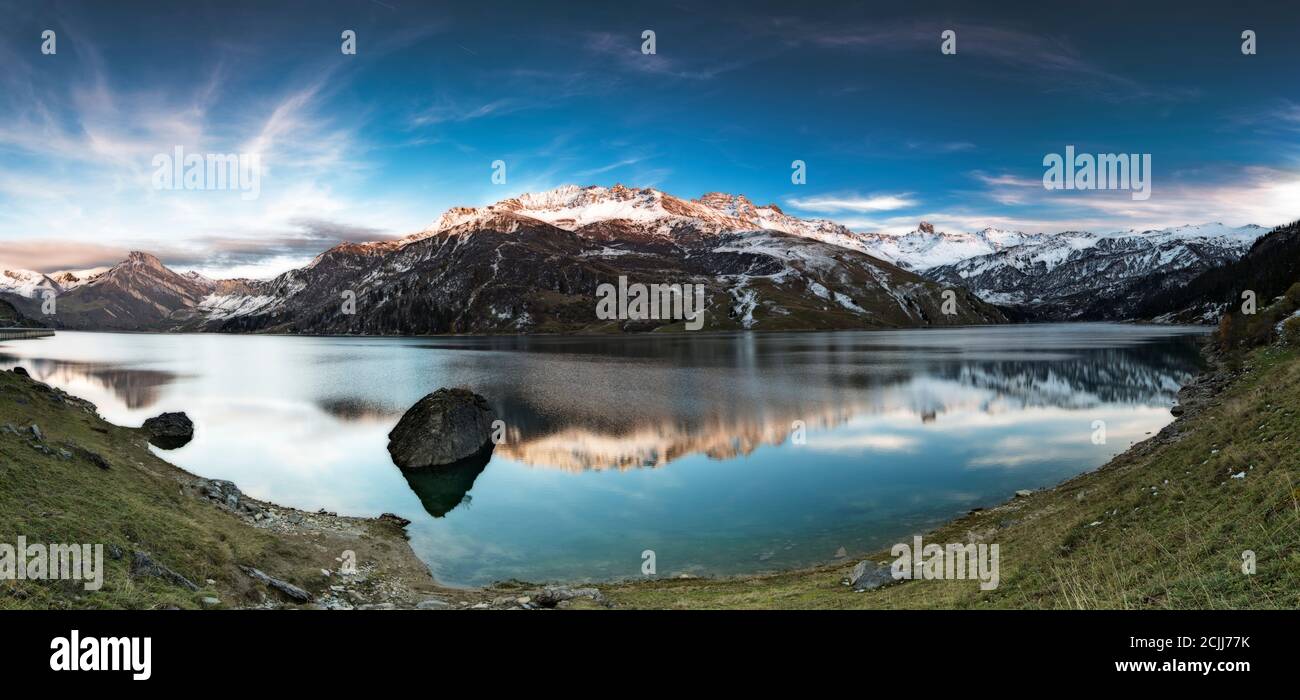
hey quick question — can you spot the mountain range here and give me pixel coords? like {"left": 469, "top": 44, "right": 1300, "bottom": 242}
{"left": 920, "top": 222, "right": 1267, "bottom": 320}
{"left": 0, "top": 266, "right": 108, "bottom": 298}
{"left": 0, "top": 184, "right": 1281, "bottom": 333}
{"left": 2, "top": 186, "right": 1003, "bottom": 332}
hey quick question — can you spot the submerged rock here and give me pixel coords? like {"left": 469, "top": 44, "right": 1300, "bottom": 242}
{"left": 142, "top": 411, "right": 194, "bottom": 449}
{"left": 387, "top": 388, "right": 496, "bottom": 469}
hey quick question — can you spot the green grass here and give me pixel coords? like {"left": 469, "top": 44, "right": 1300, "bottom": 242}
{"left": 605, "top": 346, "right": 1300, "bottom": 609}
{"left": 0, "top": 370, "right": 425, "bottom": 610}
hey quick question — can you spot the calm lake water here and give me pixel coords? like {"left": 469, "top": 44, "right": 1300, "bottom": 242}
{"left": 0, "top": 324, "right": 1206, "bottom": 586}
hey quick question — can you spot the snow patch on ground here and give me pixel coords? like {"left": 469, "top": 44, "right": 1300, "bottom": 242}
{"left": 729, "top": 283, "right": 760, "bottom": 328}
{"left": 199, "top": 293, "right": 277, "bottom": 319}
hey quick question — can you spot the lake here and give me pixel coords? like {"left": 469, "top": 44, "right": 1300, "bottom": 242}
{"left": 0, "top": 324, "right": 1207, "bottom": 586}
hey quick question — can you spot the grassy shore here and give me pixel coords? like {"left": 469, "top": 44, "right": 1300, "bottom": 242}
{"left": 606, "top": 344, "right": 1300, "bottom": 609}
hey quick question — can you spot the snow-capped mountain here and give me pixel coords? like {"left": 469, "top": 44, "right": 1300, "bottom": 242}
{"left": 407, "top": 184, "right": 878, "bottom": 254}
{"left": 0, "top": 266, "right": 109, "bottom": 298}
{"left": 125, "top": 184, "right": 997, "bottom": 334}
{"left": 923, "top": 223, "right": 1267, "bottom": 319}
{"left": 0, "top": 269, "right": 58, "bottom": 298}
{"left": 1, "top": 253, "right": 261, "bottom": 330}
{"left": 855, "top": 222, "right": 1051, "bottom": 270}
{"left": 50, "top": 266, "right": 110, "bottom": 290}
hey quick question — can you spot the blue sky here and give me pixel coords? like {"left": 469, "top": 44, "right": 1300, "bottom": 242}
{"left": 1, "top": 0, "right": 1298, "bottom": 277}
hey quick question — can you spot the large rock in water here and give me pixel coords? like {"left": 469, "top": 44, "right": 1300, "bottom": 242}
{"left": 142, "top": 411, "right": 194, "bottom": 449}
{"left": 387, "top": 388, "right": 495, "bottom": 469}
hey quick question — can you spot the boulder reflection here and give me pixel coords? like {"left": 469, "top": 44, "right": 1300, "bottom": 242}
{"left": 397, "top": 447, "right": 492, "bottom": 518}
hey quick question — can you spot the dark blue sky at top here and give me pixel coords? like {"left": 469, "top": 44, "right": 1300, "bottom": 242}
{"left": 1, "top": 0, "right": 1298, "bottom": 275}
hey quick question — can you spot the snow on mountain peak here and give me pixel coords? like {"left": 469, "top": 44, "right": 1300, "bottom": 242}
{"left": 695, "top": 191, "right": 760, "bottom": 218}
{"left": 930, "top": 222, "right": 1269, "bottom": 282}
{"left": 0, "top": 265, "right": 110, "bottom": 298}
{"left": 426, "top": 206, "right": 486, "bottom": 232}
{"left": 411, "top": 185, "right": 873, "bottom": 257}
{"left": 499, "top": 184, "right": 685, "bottom": 227}
{"left": 51, "top": 267, "right": 109, "bottom": 286}
{"left": 0, "top": 269, "right": 57, "bottom": 298}
{"left": 406, "top": 185, "right": 1270, "bottom": 275}
{"left": 849, "top": 222, "right": 1038, "bottom": 270}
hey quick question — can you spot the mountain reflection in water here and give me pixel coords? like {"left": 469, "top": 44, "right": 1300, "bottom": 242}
{"left": 0, "top": 353, "right": 179, "bottom": 410}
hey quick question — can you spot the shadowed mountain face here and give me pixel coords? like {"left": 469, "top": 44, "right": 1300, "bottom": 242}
{"left": 0, "top": 298, "right": 43, "bottom": 328}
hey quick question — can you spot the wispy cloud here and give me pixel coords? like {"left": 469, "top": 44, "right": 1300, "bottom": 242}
{"left": 180, "top": 218, "right": 397, "bottom": 269}
{"left": 1226, "top": 99, "right": 1300, "bottom": 134}
{"left": 840, "top": 167, "right": 1300, "bottom": 235}
{"left": 789, "top": 193, "right": 917, "bottom": 213}
{"left": 0, "top": 12, "right": 429, "bottom": 278}
{"left": 409, "top": 98, "right": 527, "bottom": 127}
{"left": 971, "top": 171, "right": 1038, "bottom": 188}
{"left": 906, "top": 140, "right": 977, "bottom": 154}
{"left": 0, "top": 216, "right": 395, "bottom": 274}
{"left": 739, "top": 17, "right": 1196, "bottom": 103}
{"left": 582, "top": 31, "right": 755, "bottom": 81}
{"left": 574, "top": 157, "right": 646, "bottom": 177}
{"left": 0, "top": 241, "right": 131, "bottom": 273}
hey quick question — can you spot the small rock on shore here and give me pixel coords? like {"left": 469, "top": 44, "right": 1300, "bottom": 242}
{"left": 846, "top": 560, "right": 895, "bottom": 591}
